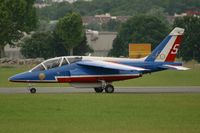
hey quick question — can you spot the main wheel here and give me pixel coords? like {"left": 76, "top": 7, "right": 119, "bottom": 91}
{"left": 94, "top": 87, "right": 103, "bottom": 93}
{"left": 30, "top": 88, "right": 36, "bottom": 94}
{"left": 105, "top": 84, "right": 114, "bottom": 93}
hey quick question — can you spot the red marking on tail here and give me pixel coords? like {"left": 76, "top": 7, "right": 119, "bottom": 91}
{"left": 165, "top": 35, "right": 183, "bottom": 62}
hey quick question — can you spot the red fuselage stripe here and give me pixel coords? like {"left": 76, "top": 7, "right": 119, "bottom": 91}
{"left": 56, "top": 75, "right": 141, "bottom": 83}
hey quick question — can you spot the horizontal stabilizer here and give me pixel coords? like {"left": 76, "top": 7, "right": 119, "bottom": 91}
{"left": 160, "top": 65, "right": 190, "bottom": 70}
{"left": 77, "top": 60, "right": 148, "bottom": 71}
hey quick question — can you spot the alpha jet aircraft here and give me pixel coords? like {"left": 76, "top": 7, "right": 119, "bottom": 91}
{"left": 9, "top": 27, "right": 189, "bottom": 93}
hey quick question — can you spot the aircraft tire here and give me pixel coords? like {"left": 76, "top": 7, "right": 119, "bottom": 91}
{"left": 30, "top": 88, "right": 36, "bottom": 94}
{"left": 94, "top": 87, "right": 103, "bottom": 93}
{"left": 105, "top": 84, "right": 114, "bottom": 93}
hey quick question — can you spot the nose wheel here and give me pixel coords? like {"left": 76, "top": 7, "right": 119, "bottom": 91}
{"left": 27, "top": 84, "right": 37, "bottom": 94}
{"left": 30, "top": 88, "right": 37, "bottom": 94}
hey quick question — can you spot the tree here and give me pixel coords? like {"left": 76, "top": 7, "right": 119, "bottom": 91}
{"left": 102, "top": 19, "right": 121, "bottom": 32}
{"left": 146, "top": 7, "right": 169, "bottom": 25}
{"left": 20, "top": 32, "right": 57, "bottom": 59}
{"left": 85, "top": 22, "right": 102, "bottom": 31}
{"left": 0, "top": 0, "right": 37, "bottom": 57}
{"left": 20, "top": 31, "right": 69, "bottom": 59}
{"left": 55, "top": 12, "right": 84, "bottom": 55}
{"left": 53, "top": 31, "right": 93, "bottom": 56}
{"left": 37, "top": 2, "right": 73, "bottom": 20}
{"left": 73, "top": 33, "right": 93, "bottom": 55}
{"left": 173, "top": 16, "right": 200, "bottom": 62}
{"left": 20, "top": 31, "right": 92, "bottom": 58}
{"left": 109, "top": 15, "right": 169, "bottom": 57}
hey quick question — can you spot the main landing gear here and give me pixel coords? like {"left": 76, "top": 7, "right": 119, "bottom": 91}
{"left": 94, "top": 82, "right": 115, "bottom": 93}
{"left": 104, "top": 84, "right": 114, "bottom": 93}
{"left": 94, "top": 87, "right": 104, "bottom": 93}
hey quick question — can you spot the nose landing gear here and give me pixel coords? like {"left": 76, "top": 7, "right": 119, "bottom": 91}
{"left": 30, "top": 88, "right": 37, "bottom": 94}
{"left": 28, "top": 84, "right": 37, "bottom": 94}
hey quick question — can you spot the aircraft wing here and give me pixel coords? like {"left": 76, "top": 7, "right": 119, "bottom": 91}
{"left": 77, "top": 60, "right": 148, "bottom": 71}
{"left": 160, "top": 65, "right": 190, "bottom": 70}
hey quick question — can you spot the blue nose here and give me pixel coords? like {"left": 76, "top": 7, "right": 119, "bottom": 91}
{"left": 9, "top": 76, "right": 17, "bottom": 82}
{"left": 9, "top": 72, "right": 31, "bottom": 82}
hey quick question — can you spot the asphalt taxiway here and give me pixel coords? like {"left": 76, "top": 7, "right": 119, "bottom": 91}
{"left": 0, "top": 87, "right": 200, "bottom": 94}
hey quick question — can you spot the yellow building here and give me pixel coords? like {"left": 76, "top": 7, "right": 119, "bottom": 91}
{"left": 129, "top": 43, "right": 151, "bottom": 58}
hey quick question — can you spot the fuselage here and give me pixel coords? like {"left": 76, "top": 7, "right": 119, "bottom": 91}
{"left": 9, "top": 56, "right": 182, "bottom": 84}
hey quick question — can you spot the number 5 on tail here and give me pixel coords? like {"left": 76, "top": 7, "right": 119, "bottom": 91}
{"left": 171, "top": 44, "right": 180, "bottom": 54}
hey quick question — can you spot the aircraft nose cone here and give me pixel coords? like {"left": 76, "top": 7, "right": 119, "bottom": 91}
{"left": 8, "top": 72, "right": 30, "bottom": 82}
{"left": 9, "top": 76, "right": 16, "bottom": 82}
{"left": 9, "top": 74, "right": 23, "bottom": 82}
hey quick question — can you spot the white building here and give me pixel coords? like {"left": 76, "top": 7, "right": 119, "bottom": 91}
{"left": 4, "top": 44, "right": 23, "bottom": 58}
{"left": 86, "top": 31, "right": 117, "bottom": 56}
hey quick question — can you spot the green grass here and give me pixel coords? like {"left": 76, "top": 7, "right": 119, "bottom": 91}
{"left": 0, "top": 94, "right": 200, "bottom": 133}
{"left": 0, "top": 65, "right": 200, "bottom": 87}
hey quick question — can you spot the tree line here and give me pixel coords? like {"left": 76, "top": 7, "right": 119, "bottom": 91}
{"left": 37, "top": 0, "right": 200, "bottom": 20}
{"left": 109, "top": 15, "right": 200, "bottom": 62}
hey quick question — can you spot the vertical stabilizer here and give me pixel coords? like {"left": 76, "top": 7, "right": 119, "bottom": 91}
{"left": 145, "top": 27, "right": 184, "bottom": 62}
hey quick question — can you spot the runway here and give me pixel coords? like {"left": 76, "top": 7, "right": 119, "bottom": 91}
{"left": 0, "top": 86, "right": 200, "bottom": 94}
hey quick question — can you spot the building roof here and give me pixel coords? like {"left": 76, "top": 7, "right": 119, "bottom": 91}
{"left": 82, "top": 15, "right": 130, "bottom": 25}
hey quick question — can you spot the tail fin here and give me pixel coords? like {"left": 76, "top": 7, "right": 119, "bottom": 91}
{"left": 145, "top": 27, "right": 184, "bottom": 62}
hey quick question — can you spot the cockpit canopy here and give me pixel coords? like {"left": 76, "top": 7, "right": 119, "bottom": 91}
{"left": 31, "top": 56, "right": 82, "bottom": 72}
